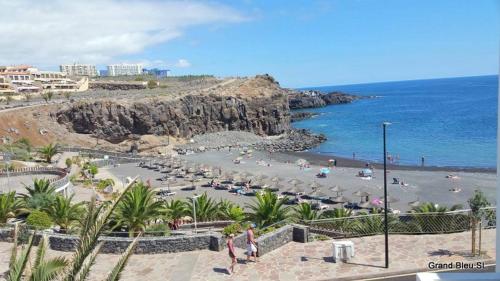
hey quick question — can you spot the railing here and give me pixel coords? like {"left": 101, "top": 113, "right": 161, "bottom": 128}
{"left": 303, "top": 207, "right": 496, "bottom": 238}
{"left": 0, "top": 166, "right": 71, "bottom": 194}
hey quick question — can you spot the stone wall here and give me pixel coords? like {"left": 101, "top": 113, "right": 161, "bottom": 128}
{"left": 232, "top": 224, "right": 309, "bottom": 257}
{"left": 0, "top": 228, "right": 225, "bottom": 254}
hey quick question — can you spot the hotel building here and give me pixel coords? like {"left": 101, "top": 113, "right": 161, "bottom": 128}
{"left": 60, "top": 64, "right": 98, "bottom": 77}
{"left": 107, "top": 64, "right": 143, "bottom": 76}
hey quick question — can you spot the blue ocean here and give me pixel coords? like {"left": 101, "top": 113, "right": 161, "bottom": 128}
{"left": 294, "top": 75, "right": 498, "bottom": 168}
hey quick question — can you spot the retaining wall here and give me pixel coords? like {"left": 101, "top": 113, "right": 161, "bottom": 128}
{"left": 0, "top": 227, "right": 225, "bottom": 254}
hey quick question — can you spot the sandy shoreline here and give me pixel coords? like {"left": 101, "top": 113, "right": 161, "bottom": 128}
{"left": 105, "top": 148, "right": 497, "bottom": 212}
{"left": 278, "top": 151, "right": 496, "bottom": 173}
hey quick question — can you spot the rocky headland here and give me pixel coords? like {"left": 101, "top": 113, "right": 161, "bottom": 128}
{"left": 52, "top": 74, "right": 360, "bottom": 153}
{"left": 288, "top": 90, "right": 360, "bottom": 109}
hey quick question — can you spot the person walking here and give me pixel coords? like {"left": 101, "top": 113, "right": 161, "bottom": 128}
{"left": 227, "top": 234, "right": 237, "bottom": 274}
{"left": 421, "top": 156, "right": 425, "bottom": 167}
{"left": 246, "top": 224, "right": 258, "bottom": 262}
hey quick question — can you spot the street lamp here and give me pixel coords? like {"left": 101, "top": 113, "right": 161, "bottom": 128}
{"left": 189, "top": 194, "right": 202, "bottom": 234}
{"left": 382, "top": 121, "right": 391, "bottom": 268}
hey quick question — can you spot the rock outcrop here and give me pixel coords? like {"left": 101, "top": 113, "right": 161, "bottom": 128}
{"left": 288, "top": 90, "right": 359, "bottom": 109}
{"left": 290, "top": 112, "right": 318, "bottom": 122}
{"left": 56, "top": 90, "right": 290, "bottom": 144}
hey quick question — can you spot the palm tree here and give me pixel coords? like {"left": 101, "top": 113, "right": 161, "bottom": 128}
{"left": 8, "top": 177, "right": 141, "bottom": 281}
{"left": 246, "top": 190, "right": 290, "bottom": 227}
{"left": 39, "top": 143, "right": 58, "bottom": 163}
{"left": 293, "top": 202, "right": 318, "bottom": 221}
{"left": 22, "top": 179, "right": 57, "bottom": 211}
{"left": 0, "top": 192, "right": 26, "bottom": 223}
{"left": 164, "top": 199, "right": 189, "bottom": 221}
{"left": 317, "top": 208, "right": 354, "bottom": 234}
{"left": 188, "top": 193, "right": 219, "bottom": 222}
{"left": 112, "top": 182, "right": 164, "bottom": 237}
{"left": 44, "top": 194, "right": 85, "bottom": 233}
{"left": 410, "top": 202, "right": 465, "bottom": 234}
{"left": 7, "top": 231, "right": 68, "bottom": 281}
{"left": 217, "top": 199, "right": 245, "bottom": 222}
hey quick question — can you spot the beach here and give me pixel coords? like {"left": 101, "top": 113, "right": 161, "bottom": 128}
{"left": 107, "top": 148, "right": 496, "bottom": 212}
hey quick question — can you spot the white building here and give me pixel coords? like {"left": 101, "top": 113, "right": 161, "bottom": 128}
{"left": 60, "top": 64, "right": 98, "bottom": 77}
{"left": 107, "top": 64, "right": 143, "bottom": 76}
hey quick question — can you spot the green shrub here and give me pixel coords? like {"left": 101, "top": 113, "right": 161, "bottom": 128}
{"left": 223, "top": 223, "right": 243, "bottom": 236}
{"left": 65, "top": 158, "right": 73, "bottom": 168}
{"left": 26, "top": 210, "right": 52, "bottom": 230}
{"left": 147, "top": 80, "right": 158, "bottom": 89}
{"left": 144, "top": 224, "right": 170, "bottom": 237}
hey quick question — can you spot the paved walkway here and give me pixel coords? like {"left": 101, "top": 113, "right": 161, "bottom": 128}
{"left": 0, "top": 230, "right": 495, "bottom": 280}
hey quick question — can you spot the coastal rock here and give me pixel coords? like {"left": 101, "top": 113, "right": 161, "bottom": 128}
{"left": 56, "top": 94, "right": 290, "bottom": 143}
{"left": 290, "top": 112, "right": 318, "bottom": 122}
{"left": 255, "top": 129, "right": 327, "bottom": 152}
{"left": 288, "top": 90, "right": 360, "bottom": 109}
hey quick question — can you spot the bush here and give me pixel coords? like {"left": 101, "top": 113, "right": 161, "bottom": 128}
{"left": 144, "top": 224, "right": 170, "bottom": 237}
{"left": 223, "top": 223, "right": 243, "bottom": 236}
{"left": 147, "top": 80, "right": 158, "bottom": 89}
{"left": 65, "top": 158, "right": 73, "bottom": 168}
{"left": 26, "top": 210, "right": 52, "bottom": 230}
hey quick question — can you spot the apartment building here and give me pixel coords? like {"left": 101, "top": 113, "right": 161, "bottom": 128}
{"left": 60, "top": 63, "right": 98, "bottom": 77}
{"left": 107, "top": 64, "right": 143, "bottom": 76}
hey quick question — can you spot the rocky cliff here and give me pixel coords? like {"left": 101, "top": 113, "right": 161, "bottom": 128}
{"left": 288, "top": 90, "right": 360, "bottom": 109}
{"left": 56, "top": 77, "right": 290, "bottom": 143}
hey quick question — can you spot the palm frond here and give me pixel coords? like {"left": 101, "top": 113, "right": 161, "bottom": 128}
{"left": 75, "top": 242, "right": 102, "bottom": 281}
{"left": 105, "top": 234, "right": 141, "bottom": 281}
{"left": 63, "top": 177, "right": 138, "bottom": 281}
{"left": 33, "top": 235, "right": 48, "bottom": 269}
{"left": 29, "top": 257, "right": 68, "bottom": 281}
{"left": 7, "top": 233, "right": 36, "bottom": 281}
{"left": 9, "top": 223, "right": 19, "bottom": 269}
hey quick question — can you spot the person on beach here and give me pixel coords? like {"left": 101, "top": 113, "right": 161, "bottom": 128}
{"left": 246, "top": 224, "right": 258, "bottom": 262}
{"left": 421, "top": 156, "right": 425, "bottom": 167}
{"left": 353, "top": 152, "right": 356, "bottom": 160}
{"left": 227, "top": 234, "right": 237, "bottom": 274}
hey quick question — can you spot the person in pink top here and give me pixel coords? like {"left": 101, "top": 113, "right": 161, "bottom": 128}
{"left": 227, "top": 233, "right": 237, "bottom": 274}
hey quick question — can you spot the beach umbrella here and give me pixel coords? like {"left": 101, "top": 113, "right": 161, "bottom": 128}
{"left": 271, "top": 176, "right": 284, "bottom": 183}
{"left": 309, "top": 189, "right": 328, "bottom": 199}
{"left": 254, "top": 174, "right": 269, "bottom": 182}
{"left": 333, "top": 195, "right": 350, "bottom": 203}
{"left": 352, "top": 190, "right": 371, "bottom": 197}
{"left": 288, "top": 178, "right": 303, "bottom": 186}
{"left": 287, "top": 186, "right": 305, "bottom": 195}
{"left": 309, "top": 181, "right": 324, "bottom": 191}
{"left": 295, "top": 158, "right": 308, "bottom": 165}
{"left": 408, "top": 199, "right": 421, "bottom": 208}
{"left": 320, "top": 167, "right": 330, "bottom": 174}
{"left": 329, "top": 185, "right": 346, "bottom": 196}
{"left": 358, "top": 201, "right": 373, "bottom": 209}
{"left": 371, "top": 198, "right": 383, "bottom": 206}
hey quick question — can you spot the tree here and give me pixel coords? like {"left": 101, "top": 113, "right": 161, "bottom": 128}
{"left": 246, "top": 190, "right": 290, "bottom": 227}
{"left": 318, "top": 208, "right": 354, "bottom": 233}
{"left": 39, "top": 143, "right": 58, "bottom": 163}
{"left": 293, "top": 202, "right": 318, "bottom": 221}
{"left": 7, "top": 178, "right": 142, "bottom": 281}
{"left": 0, "top": 192, "right": 26, "bottom": 223}
{"left": 217, "top": 199, "right": 245, "bottom": 222}
{"left": 188, "top": 193, "right": 219, "bottom": 222}
{"left": 410, "top": 202, "right": 465, "bottom": 234}
{"left": 44, "top": 195, "right": 85, "bottom": 233}
{"left": 163, "top": 199, "right": 189, "bottom": 222}
{"left": 468, "top": 190, "right": 490, "bottom": 255}
{"left": 112, "top": 182, "right": 164, "bottom": 237}
{"left": 22, "top": 179, "right": 57, "bottom": 211}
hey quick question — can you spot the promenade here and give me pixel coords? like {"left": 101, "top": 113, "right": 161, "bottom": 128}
{"left": 0, "top": 229, "right": 494, "bottom": 281}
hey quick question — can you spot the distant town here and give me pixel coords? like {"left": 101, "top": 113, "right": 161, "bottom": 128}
{"left": 0, "top": 63, "right": 170, "bottom": 97}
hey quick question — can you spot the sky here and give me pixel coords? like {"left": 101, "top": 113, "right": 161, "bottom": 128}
{"left": 0, "top": 0, "right": 498, "bottom": 87}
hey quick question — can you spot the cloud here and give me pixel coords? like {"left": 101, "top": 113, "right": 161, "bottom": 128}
{"left": 0, "top": 0, "right": 246, "bottom": 67}
{"left": 175, "top": 59, "right": 191, "bottom": 68}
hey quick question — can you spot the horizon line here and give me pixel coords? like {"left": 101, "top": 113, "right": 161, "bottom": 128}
{"left": 295, "top": 73, "right": 498, "bottom": 90}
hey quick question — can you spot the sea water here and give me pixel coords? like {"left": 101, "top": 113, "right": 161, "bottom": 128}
{"left": 294, "top": 75, "right": 498, "bottom": 168}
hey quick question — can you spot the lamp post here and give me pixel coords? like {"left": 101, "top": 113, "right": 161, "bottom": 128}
{"left": 190, "top": 194, "right": 201, "bottom": 234}
{"left": 383, "top": 121, "right": 391, "bottom": 268}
